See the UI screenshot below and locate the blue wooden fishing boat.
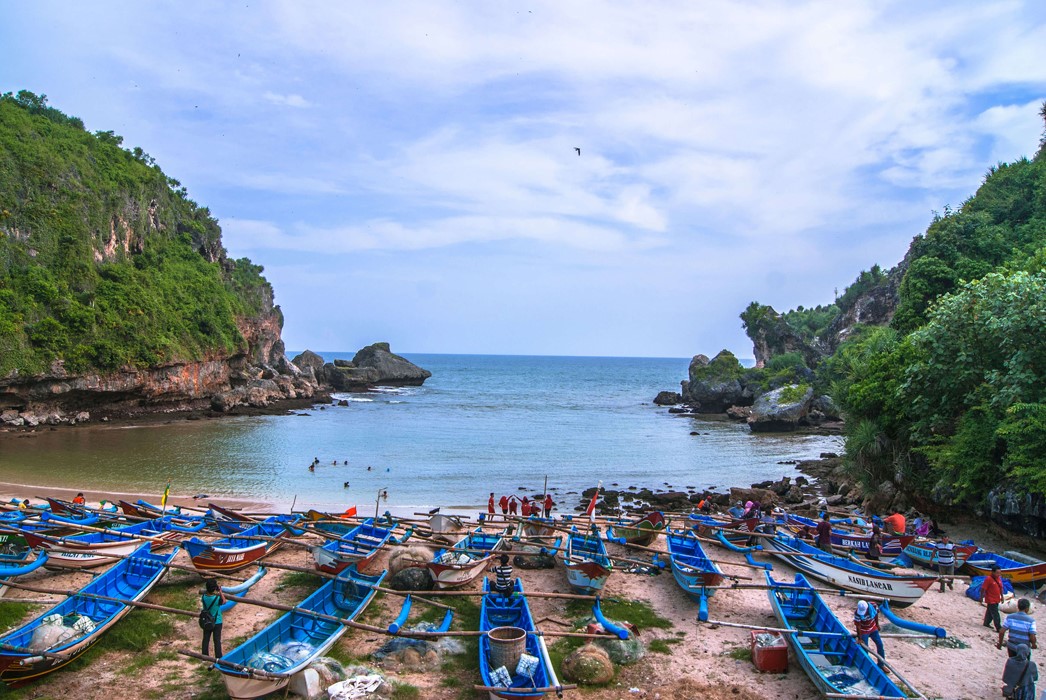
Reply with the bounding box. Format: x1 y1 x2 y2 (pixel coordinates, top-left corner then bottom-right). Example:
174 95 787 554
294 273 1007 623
478 578 563 699
781 513 914 556
212 565 385 699
184 515 301 574
428 529 506 589
964 550 1046 585
901 539 977 572
312 518 396 575
762 533 936 607
562 527 612 595
22 515 199 569
666 531 725 621
765 571 907 698
0 543 177 686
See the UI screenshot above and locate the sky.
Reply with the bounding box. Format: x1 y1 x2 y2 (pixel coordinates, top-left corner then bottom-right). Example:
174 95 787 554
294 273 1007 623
2 2 1045 358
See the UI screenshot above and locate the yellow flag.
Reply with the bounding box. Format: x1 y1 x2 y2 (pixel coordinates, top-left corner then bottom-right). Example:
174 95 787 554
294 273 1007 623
161 483 170 508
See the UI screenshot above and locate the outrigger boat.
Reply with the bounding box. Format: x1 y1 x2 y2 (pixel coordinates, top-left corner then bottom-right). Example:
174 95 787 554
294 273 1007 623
781 513 914 556
964 550 1046 585
211 565 385 700
765 571 906 698
0 543 177 686
562 527 612 595
427 529 506 589
478 578 565 699
606 511 665 547
687 513 761 547
312 518 397 575
666 531 724 621
761 533 936 607
902 539 978 571
0 550 49 598
518 515 557 540
22 516 195 569
184 516 302 574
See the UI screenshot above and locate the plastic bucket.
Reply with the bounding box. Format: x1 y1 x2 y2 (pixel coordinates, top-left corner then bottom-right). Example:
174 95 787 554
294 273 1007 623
488 626 527 671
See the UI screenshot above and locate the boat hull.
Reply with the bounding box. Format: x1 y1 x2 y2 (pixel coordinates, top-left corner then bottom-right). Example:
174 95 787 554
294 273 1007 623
902 541 977 571
763 535 935 607
479 579 558 699
216 566 386 699
0 544 176 686
609 512 665 547
766 571 906 698
964 552 1046 585
427 532 504 590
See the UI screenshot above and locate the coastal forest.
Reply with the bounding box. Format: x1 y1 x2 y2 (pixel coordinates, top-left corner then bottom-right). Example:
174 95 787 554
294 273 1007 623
0 91 274 378
743 102 1046 512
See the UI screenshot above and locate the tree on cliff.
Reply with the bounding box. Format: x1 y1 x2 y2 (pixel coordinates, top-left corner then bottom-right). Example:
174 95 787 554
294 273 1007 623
747 101 1046 508
0 91 276 377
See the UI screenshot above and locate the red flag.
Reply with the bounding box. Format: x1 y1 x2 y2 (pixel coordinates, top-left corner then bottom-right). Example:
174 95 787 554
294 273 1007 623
585 488 600 516
342 506 358 518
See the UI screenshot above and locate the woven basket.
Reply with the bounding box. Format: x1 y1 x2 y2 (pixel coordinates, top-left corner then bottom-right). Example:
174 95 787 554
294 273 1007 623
487 626 527 672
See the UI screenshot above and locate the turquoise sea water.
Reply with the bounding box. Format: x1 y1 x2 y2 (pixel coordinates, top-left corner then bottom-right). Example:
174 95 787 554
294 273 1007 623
0 354 841 513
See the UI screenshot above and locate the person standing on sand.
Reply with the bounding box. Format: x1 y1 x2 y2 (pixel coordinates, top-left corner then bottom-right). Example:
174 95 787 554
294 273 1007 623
499 495 509 516
866 524 883 561
931 534 956 592
488 493 496 515
853 600 886 666
982 565 1005 633
521 496 531 517
508 496 518 517
816 512 833 553
200 579 226 659
1001 643 1037 699
543 494 554 518
999 598 1038 657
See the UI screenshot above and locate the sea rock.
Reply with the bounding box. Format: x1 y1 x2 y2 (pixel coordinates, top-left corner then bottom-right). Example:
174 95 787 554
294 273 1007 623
292 350 326 377
388 567 434 591
653 391 682 406
747 384 814 433
729 487 777 508
725 405 752 420
562 644 614 685
681 351 746 412
351 343 432 386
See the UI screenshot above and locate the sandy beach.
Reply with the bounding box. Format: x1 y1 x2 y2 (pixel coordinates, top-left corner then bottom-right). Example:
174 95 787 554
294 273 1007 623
0 486 1043 700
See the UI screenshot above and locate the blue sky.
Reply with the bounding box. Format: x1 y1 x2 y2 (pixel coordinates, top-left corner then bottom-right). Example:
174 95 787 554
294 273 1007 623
3 2 1045 358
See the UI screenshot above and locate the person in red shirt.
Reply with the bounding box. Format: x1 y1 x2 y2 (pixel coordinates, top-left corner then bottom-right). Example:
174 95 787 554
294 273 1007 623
508 496 518 517
543 494 554 518
487 493 495 515
853 600 885 665
816 513 833 553
72 493 86 506
499 495 509 515
521 496 531 517
981 565 1004 632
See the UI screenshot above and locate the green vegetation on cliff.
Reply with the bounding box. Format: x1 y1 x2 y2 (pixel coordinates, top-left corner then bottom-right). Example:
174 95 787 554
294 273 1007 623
0 91 275 376
748 103 1046 503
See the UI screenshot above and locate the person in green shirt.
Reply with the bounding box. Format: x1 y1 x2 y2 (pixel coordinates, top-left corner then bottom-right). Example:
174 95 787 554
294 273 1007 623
201 579 227 658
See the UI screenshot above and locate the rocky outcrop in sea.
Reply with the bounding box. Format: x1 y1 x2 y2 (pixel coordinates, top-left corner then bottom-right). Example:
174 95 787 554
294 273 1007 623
292 343 431 392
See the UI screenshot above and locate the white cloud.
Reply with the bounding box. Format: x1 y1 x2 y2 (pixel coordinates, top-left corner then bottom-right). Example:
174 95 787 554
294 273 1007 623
262 91 310 108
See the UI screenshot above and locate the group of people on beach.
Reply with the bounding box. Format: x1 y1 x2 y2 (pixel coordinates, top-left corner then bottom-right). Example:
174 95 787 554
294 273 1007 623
487 492 553 518
978 564 1040 699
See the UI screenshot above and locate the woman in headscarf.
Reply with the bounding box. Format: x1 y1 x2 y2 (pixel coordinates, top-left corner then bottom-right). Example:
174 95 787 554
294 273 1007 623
1002 643 1037 699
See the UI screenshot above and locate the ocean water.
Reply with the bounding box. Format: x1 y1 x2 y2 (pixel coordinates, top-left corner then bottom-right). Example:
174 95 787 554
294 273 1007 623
0 354 841 513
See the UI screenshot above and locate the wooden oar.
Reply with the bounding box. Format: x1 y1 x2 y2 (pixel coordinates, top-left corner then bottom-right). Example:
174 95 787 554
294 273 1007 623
223 591 621 640
4 544 251 582
0 578 204 617
0 520 178 546
256 560 454 612
474 684 579 693
0 641 72 662
698 618 938 640
612 537 771 573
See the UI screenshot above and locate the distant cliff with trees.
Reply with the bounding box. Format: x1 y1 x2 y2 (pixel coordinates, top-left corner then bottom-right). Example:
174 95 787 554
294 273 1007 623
659 103 1045 536
738 102 1046 536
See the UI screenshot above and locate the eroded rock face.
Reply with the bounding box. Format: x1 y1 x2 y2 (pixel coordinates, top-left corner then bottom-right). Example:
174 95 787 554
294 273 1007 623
986 487 1046 539
351 343 432 385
